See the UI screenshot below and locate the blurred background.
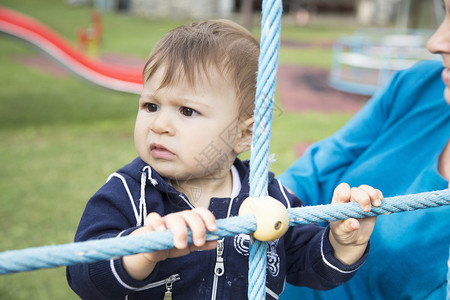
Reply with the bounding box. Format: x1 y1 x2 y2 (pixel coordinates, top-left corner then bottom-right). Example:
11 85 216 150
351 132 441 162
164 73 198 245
0 0 443 298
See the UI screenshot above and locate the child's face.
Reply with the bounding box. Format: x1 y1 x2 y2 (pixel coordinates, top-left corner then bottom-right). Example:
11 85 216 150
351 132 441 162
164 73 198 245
135 65 249 181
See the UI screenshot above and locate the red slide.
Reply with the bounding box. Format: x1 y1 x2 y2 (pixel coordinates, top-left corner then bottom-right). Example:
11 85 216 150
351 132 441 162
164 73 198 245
0 6 143 94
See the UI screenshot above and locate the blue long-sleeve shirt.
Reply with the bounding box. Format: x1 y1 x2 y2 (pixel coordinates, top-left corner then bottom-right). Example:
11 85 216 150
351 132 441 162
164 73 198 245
279 60 450 299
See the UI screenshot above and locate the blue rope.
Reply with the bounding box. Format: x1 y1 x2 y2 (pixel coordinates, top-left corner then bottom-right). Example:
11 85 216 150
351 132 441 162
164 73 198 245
0 215 256 275
249 0 282 298
288 189 450 225
0 189 448 275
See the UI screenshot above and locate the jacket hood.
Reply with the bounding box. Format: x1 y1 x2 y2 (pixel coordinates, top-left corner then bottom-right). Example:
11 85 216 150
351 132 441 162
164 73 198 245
117 157 277 199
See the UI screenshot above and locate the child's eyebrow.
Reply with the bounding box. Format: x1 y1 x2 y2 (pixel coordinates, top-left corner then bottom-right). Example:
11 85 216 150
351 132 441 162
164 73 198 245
174 96 211 109
139 92 214 111
139 94 158 102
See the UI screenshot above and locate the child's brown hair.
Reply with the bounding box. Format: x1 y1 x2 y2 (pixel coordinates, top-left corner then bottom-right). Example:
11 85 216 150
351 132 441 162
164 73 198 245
143 19 260 118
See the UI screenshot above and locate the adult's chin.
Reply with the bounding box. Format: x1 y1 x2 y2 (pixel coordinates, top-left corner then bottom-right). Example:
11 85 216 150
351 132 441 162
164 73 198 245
445 88 450 105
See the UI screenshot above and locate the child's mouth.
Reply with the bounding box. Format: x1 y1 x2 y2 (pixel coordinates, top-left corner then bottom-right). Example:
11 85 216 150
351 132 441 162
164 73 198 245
150 144 176 159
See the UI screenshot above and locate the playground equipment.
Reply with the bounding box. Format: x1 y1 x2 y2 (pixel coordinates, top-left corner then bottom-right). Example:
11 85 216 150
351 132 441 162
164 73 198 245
0 189 449 296
329 29 440 95
0 6 143 94
76 9 103 57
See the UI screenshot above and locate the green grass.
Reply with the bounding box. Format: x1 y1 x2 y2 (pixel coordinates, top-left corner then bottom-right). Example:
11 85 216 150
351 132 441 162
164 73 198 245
279 47 334 68
281 23 355 43
0 39 138 298
0 1 355 297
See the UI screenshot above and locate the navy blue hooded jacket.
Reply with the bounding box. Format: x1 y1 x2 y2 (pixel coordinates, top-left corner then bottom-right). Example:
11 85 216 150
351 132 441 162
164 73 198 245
67 158 368 299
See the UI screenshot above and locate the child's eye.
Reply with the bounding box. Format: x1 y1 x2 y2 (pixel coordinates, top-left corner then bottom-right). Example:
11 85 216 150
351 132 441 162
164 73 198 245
144 103 159 112
180 107 198 117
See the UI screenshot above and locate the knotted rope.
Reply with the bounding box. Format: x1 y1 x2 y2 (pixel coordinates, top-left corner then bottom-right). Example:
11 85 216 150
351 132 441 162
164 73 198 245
0 189 448 275
248 0 282 298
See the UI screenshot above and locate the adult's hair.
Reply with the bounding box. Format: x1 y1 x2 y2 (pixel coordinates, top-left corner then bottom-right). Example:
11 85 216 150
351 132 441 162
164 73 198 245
143 19 260 118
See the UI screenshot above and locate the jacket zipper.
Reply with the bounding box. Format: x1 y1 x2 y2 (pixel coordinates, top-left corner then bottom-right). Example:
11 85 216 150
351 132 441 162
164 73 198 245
134 273 181 294
163 273 180 300
214 238 225 276
211 238 225 300
211 194 236 300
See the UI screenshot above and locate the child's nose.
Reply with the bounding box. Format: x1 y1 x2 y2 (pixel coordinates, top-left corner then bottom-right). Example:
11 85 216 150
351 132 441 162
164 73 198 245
151 110 174 135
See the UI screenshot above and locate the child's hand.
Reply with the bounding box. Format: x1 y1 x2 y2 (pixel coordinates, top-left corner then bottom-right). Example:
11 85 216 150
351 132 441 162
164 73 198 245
328 183 383 265
123 207 218 280
146 207 218 254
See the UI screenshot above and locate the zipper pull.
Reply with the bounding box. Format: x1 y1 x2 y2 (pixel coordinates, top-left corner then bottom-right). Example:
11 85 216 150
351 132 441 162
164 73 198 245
214 239 225 276
163 291 172 300
163 274 180 300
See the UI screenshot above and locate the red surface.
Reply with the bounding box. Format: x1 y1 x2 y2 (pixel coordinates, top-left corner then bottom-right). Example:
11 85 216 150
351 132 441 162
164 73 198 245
0 6 143 93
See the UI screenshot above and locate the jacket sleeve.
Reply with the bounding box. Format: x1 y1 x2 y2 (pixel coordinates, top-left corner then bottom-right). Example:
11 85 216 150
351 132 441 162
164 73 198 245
66 176 162 299
284 224 369 290
278 183 369 290
277 77 397 206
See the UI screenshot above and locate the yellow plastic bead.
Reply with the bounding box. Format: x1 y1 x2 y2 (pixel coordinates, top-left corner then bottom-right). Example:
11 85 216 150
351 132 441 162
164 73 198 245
238 196 289 241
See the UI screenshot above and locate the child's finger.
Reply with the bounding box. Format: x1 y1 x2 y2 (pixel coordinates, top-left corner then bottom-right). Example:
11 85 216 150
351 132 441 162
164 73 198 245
145 212 167 232
331 182 351 204
182 210 209 247
164 214 189 249
192 207 217 232
330 218 360 239
343 218 360 232
357 185 383 207
350 187 372 212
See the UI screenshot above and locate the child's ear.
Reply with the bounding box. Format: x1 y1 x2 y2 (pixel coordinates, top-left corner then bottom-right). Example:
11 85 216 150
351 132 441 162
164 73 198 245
233 117 253 154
